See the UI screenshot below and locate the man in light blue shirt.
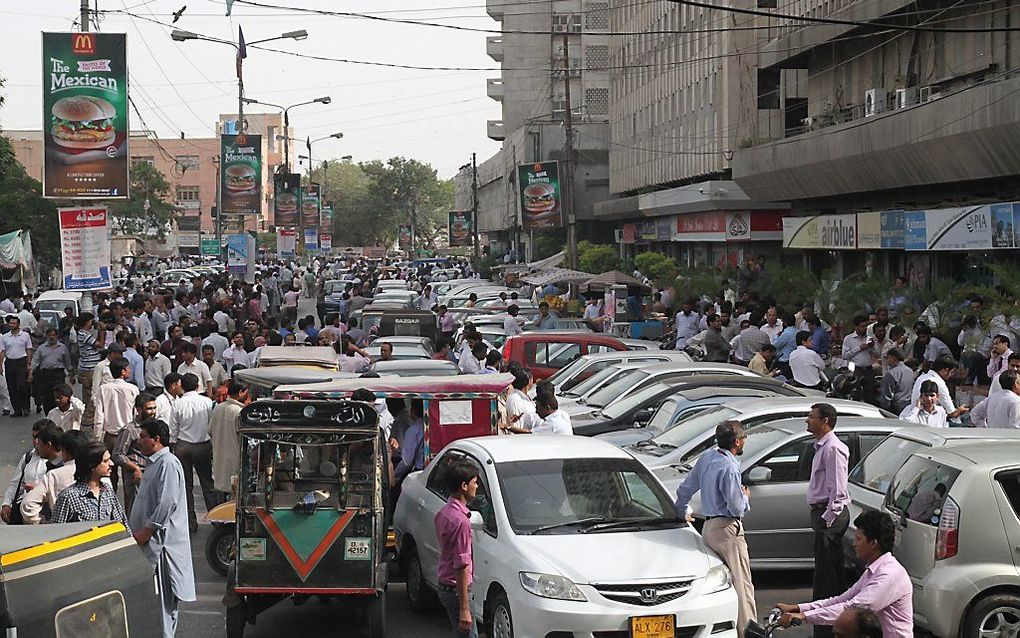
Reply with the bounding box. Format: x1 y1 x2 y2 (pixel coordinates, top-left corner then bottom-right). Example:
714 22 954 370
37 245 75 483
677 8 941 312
533 302 559 330
122 335 147 390
674 420 756 633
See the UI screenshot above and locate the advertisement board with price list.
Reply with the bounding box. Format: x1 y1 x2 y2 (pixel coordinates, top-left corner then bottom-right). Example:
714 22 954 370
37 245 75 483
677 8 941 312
58 206 112 290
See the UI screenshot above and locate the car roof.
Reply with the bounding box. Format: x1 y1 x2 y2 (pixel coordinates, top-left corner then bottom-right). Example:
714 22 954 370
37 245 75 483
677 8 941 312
370 359 456 370
881 427 1020 446
639 361 757 374
458 434 634 464
375 336 430 344
676 385 784 401
724 396 889 415
505 333 625 345
918 440 1020 468
571 350 691 363
759 416 916 435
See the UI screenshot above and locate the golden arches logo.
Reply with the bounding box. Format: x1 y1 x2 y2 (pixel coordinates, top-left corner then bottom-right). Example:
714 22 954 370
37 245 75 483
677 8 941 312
73 33 95 54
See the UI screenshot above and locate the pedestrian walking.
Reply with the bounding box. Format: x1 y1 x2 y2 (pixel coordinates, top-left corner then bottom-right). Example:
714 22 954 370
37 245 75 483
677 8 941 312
1 419 53 524
674 420 756 636
51 442 129 527
0 315 34 416
129 419 196 638
21 429 89 524
209 381 247 502
168 373 217 532
144 339 172 395
434 459 480 638
94 359 140 493
76 313 103 428
805 403 851 638
31 327 71 414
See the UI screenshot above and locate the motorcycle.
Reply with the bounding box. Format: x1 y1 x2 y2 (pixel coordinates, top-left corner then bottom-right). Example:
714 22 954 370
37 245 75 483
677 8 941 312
746 607 801 638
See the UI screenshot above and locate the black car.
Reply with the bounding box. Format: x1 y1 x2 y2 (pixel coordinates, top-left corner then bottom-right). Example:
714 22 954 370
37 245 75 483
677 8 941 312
570 375 810 437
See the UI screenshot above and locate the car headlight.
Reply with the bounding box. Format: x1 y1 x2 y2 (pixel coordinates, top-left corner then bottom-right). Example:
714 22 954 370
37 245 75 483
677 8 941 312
519 572 587 601
703 564 732 594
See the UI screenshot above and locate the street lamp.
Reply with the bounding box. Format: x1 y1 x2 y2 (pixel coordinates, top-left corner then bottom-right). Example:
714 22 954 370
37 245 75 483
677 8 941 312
241 96 331 170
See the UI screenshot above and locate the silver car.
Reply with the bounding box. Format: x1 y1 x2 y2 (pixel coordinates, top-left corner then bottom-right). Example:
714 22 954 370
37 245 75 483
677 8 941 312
545 350 693 395
663 416 910 569
884 441 1020 636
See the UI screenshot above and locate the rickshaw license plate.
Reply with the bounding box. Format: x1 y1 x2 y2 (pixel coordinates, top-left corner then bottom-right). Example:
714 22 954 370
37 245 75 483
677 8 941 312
630 614 676 638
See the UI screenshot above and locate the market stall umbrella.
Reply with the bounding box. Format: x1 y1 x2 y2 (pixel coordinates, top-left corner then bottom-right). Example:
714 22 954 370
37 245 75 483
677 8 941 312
580 270 650 293
520 267 593 287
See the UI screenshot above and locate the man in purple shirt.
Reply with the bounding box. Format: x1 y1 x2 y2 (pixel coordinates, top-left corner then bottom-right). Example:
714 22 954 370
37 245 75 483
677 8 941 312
434 459 479 638
777 510 913 637
805 402 851 637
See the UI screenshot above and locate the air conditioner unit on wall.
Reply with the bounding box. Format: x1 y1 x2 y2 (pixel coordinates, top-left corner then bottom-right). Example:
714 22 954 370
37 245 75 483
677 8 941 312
864 88 889 117
896 87 917 109
553 24 568 33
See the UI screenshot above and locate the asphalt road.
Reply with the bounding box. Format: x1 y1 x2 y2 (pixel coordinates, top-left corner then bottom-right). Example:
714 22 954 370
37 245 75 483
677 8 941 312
0 295 815 637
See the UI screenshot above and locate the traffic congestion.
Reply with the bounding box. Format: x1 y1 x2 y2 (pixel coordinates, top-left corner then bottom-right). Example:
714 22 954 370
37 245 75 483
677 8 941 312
1 251 1020 638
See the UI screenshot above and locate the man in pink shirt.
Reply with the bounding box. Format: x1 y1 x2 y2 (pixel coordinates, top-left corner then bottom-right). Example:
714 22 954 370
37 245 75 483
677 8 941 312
433 459 479 638
777 510 913 637
805 402 851 637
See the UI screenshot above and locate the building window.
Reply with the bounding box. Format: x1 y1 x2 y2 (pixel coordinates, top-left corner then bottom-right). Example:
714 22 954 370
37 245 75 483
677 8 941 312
176 185 201 210
586 88 609 115
553 13 582 33
267 126 278 152
585 2 609 30
131 155 155 166
175 155 199 169
585 44 609 70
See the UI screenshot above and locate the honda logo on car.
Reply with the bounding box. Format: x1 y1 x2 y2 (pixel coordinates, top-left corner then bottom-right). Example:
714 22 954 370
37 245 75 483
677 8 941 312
640 588 659 604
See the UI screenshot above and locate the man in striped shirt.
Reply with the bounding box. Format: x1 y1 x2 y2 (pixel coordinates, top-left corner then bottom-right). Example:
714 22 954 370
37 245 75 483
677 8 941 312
76 313 102 430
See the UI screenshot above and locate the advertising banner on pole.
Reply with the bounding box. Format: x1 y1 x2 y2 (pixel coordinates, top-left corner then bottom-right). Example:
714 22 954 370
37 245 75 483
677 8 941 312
304 228 319 251
277 228 296 258
200 237 219 256
220 133 262 215
448 211 473 247
42 32 129 199
398 225 412 250
319 205 333 235
320 233 332 252
301 184 321 229
517 161 562 230
273 172 300 227
226 233 249 273
58 206 112 290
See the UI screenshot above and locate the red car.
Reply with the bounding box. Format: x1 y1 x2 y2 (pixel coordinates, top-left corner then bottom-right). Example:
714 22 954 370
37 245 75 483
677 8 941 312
502 332 628 379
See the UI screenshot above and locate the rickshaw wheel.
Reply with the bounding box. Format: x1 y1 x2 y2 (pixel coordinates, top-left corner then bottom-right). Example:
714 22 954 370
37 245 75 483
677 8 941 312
225 601 246 638
368 592 387 638
402 543 438 612
206 524 236 577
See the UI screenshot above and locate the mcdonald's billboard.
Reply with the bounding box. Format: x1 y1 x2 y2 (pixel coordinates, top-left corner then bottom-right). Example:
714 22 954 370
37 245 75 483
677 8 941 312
42 32 129 199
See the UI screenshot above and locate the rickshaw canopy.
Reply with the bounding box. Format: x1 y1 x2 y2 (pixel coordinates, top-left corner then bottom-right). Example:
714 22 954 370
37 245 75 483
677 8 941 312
255 346 339 370
234 367 357 392
276 373 514 400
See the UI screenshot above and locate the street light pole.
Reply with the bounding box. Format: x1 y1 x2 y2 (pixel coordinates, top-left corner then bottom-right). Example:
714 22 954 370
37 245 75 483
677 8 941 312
243 96 331 171
80 0 89 31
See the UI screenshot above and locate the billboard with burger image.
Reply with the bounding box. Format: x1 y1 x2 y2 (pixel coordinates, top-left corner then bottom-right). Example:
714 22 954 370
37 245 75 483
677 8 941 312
517 161 562 229
301 184 321 230
273 172 300 227
220 133 262 216
42 32 129 199
448 211 473 247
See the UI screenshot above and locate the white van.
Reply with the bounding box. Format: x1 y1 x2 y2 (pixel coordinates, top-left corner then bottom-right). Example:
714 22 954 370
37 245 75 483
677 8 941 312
35 290 91 316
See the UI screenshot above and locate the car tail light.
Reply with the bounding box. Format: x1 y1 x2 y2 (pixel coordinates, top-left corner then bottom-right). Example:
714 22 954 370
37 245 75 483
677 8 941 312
935 495 959 560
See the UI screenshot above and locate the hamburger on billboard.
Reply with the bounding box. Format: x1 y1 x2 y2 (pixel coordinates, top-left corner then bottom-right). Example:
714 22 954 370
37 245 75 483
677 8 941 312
517 161 562 229
301 184 321 229
220 133 262 216
273 172 300 227
42 32 129 199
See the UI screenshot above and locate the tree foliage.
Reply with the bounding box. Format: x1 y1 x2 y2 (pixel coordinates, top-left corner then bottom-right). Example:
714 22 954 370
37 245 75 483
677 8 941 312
106 161 177 238
634 252 678 286
0 135 62 270
577 241 620 273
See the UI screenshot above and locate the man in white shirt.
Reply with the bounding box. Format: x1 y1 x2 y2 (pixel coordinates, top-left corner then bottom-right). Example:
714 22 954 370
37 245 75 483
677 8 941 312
841 314 878 369
0 315 34 417
502 371 540 433
530 394 573 435
201 329 229 363
0 294 16 315
789 332 827 389
674 300 702 351
177 342 214 396
91 344 125 404
47 383 85 431
202 345 230 391
131 301 153 344
991 353 1020 395
222 332 251 374
94 359 140 492
970 370 1020 428
899 380 948 428
911 359 969 420
503 305 523 337
459 342 487 375
760 306 783 343
213 303 234 335
169 372 218 532
143 339 172 395
987 334 1013 381
16 302 37 334
155 372 183 424
337 335 371 373
1 420 50 523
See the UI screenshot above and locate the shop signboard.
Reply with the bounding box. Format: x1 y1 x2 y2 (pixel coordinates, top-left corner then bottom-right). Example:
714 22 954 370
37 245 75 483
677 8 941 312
782 214 857 249
621 224 635 244
904 205 991 251
857 210 905 249
277 228 296 258
226 233 249 273
304 228 318 251
58 206 112 290
655 217 673 241
991 203 1017 248
676 212 726 242
320 233 332 252
517 161 562 229
42 32 129 199
638 220 656 241
220 133 262 216
448 211 473 247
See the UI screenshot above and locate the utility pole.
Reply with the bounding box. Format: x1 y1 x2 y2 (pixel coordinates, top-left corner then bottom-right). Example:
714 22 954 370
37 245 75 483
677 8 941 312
471 152 480 267
561 33 578 270
80 0 89 31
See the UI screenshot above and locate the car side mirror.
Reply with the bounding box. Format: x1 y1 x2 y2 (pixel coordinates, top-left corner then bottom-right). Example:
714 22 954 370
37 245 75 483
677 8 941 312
469 510 485 531
746 466 772 484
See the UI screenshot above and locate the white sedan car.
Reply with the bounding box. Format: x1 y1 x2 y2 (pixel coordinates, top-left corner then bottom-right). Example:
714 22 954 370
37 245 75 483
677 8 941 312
394 436 738 638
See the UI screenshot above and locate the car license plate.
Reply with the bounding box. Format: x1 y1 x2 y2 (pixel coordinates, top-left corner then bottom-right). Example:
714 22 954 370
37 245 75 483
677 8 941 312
630 614 676 638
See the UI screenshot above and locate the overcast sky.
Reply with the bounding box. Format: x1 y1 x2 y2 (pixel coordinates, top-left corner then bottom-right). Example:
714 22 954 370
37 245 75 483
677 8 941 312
3 0 503 178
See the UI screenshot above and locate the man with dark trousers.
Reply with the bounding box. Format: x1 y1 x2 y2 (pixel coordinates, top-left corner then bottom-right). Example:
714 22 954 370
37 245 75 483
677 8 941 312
804 403 851 638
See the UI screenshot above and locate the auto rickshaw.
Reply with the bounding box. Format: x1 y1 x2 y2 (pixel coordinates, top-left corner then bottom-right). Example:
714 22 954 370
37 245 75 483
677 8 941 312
253 346 339 370
275 373 513 464
224 399 388 638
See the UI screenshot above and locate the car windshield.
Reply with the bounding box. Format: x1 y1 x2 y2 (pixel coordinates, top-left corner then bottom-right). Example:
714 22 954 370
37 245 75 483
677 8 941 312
849 435 927 494
561 365 621 398
600 383 673 420
545 357 589 390
585 370 649 409
680 424 791 467
649 406 740 448
497 457 679 534
325 281 345 294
